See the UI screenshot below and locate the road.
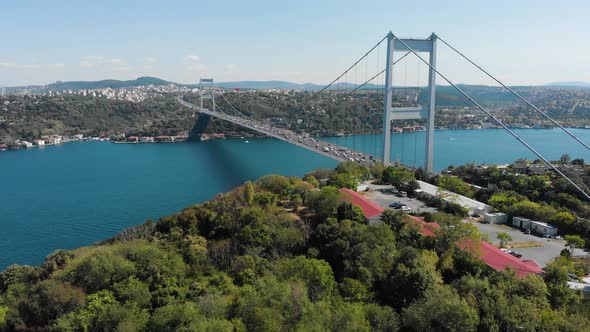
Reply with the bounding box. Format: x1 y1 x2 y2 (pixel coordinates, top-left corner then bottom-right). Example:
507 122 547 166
177 96 378 166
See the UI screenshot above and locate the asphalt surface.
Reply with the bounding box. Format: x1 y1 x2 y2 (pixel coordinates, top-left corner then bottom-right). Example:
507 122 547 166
363 183 575 268
467 221 567 268
364 183 438 214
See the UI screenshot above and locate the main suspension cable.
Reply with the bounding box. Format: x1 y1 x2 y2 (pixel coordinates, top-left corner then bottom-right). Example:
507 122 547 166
437 35 590 151
347 52 411 95
393 34 590 201
309 34 388 100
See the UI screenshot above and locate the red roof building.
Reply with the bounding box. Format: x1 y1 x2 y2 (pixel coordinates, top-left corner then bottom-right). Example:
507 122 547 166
458 239 544 277
338 189 543 276
406 217 543 277
339 188 384 219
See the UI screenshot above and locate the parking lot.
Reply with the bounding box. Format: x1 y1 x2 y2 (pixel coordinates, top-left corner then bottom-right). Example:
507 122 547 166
364 183 438 214
468 221 568 267
362 183 574 268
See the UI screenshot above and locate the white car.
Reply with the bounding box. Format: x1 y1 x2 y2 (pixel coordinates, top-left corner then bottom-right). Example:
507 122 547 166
401 206 412 212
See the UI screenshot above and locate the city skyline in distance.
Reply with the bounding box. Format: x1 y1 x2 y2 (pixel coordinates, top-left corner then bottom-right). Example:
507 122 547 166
1 0 589 87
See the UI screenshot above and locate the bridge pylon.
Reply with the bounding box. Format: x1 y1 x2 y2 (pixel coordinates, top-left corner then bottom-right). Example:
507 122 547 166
382 33 437 173
199 78 216 110
188 78 216 141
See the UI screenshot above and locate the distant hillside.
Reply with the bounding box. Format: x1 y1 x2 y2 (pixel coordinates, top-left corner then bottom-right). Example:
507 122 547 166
211 80 318 90
211 80 385 90
545 81 590 88
46 76 173 91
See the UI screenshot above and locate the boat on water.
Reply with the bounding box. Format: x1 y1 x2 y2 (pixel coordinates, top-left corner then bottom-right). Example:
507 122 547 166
245 140 250 144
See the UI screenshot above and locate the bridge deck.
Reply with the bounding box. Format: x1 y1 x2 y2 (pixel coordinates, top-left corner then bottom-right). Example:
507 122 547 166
178 97 379 166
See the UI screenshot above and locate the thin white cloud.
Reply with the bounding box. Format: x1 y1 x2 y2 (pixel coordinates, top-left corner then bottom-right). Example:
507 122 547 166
79 56 126 68
113 66 131 72
224 63 239 73
79 60 96 68
188 64 208 72
139 57 157 63
184 55 200 63
0 62 38 69
0 62 62 70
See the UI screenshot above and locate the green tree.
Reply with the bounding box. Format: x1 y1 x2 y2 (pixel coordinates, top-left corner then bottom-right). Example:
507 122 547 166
564 235 585 254
328 172 358 189
244 181 255 206
306 186 341 219
113 277 151 308
560 153 571 164
402 286 479 332
302 174 320 188
496 232 512 247
437 175 474 197
383 166 415 188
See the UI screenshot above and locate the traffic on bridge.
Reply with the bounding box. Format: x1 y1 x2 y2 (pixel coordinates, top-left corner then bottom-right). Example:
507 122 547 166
177 96 379 166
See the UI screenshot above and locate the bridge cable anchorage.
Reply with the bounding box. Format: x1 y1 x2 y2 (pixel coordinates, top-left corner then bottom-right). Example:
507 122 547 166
347 52 411 95
309 34 388 100
436 35 590 151
392 34 590 201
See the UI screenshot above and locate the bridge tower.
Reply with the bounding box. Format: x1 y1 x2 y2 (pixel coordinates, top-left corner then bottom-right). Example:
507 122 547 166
382 32 437 172
199 78 216 110
188 78 216 141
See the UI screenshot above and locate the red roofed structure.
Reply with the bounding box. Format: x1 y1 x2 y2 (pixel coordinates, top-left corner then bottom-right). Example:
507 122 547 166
407 215 440 237
338 189 543 276
458 239 544 277
339 188 384 219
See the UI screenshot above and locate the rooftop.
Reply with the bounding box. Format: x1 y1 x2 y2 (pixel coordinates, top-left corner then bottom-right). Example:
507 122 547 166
339 188 384 219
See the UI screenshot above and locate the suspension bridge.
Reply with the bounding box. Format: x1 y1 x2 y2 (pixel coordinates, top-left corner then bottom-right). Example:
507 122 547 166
180 31 590 201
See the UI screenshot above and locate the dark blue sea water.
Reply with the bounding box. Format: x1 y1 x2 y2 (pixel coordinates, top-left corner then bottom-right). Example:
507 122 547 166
2 128 590 269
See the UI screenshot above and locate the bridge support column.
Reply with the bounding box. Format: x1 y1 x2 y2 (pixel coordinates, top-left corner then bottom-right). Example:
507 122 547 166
382 32 394 166
425 34 437 173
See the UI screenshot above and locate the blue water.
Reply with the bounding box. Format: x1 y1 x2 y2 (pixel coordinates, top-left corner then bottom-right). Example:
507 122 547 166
2 128 590 269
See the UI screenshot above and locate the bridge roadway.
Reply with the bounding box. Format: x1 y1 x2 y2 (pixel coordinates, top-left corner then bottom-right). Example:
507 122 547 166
177 97 378 166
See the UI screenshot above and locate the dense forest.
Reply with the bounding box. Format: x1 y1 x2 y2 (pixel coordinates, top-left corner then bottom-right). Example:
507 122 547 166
1 163 588 331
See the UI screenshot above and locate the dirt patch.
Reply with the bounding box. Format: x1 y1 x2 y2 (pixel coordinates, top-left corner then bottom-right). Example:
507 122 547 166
508 241 544 249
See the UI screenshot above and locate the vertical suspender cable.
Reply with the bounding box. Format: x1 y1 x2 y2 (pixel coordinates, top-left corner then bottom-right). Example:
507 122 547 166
437 35 590 152
392 34 590 201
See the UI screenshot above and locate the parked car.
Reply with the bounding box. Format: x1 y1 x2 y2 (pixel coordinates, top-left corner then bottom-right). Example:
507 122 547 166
396 191 408 198
389 201 406 209
509 251 523 258
401 206 412 212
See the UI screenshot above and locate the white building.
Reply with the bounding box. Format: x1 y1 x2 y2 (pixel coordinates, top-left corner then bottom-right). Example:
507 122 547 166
483 212 508 224
512 217 532 229
530 220 558 237
513 217 558 236
416 180 493 215
34 139 45 146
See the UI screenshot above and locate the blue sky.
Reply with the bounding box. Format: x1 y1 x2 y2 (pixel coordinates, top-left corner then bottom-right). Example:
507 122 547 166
1 0 588 86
